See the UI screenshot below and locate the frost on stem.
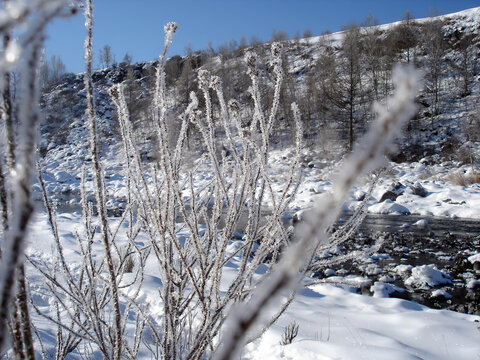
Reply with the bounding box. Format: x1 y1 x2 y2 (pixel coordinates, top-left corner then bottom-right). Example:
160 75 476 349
103 34 303 359
84 1 122 358
163 21 178 51
214 65 421 360
0 0 71 356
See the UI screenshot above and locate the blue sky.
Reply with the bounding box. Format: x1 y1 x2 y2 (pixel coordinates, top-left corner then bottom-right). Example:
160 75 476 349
45 0 480 74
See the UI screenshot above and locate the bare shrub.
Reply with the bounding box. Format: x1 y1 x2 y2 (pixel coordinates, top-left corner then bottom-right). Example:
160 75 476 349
447 172 468 186
34 8 305 359
457 143 478 166
280 321 299 345
447 171 480 186
0 1 420 359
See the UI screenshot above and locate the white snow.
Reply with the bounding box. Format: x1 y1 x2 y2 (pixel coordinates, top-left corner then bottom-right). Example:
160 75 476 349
467 253 480 264
369 199 411 215
430 289 453 300
370 282 405 298
466 279 480 289
288 157 480 220
405 264 452 290
413 219 428 227
244 284 479 360
24 213 480 359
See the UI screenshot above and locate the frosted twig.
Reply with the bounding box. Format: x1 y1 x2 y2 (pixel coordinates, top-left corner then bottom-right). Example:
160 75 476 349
84 1 122 358
0 1 69 351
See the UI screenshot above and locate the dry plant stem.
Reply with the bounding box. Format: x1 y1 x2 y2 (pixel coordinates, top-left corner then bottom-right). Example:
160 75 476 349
5 36 35 360
214 66 420 360
0 2 70 357
280 321 299 345
16 264 35 360
182 44 296 360
114 26 222 359
2 20 34 360
0 35 43 355
0 148 8 246
0 2 13 247
3 33 16 172
109 39 300 359
9 304 24 360
308 170 381 271
221 48 287 301
84 1 122 359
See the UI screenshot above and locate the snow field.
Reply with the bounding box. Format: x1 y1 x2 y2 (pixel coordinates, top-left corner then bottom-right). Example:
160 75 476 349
24 212 480 359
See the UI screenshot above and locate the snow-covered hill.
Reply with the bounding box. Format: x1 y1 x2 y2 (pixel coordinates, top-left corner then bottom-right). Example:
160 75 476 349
38 6 480 219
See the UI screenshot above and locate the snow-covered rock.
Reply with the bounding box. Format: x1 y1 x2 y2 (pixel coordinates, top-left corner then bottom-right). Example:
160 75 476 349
368 199 410 215
411 182 428 197
430 289 453 300
467 253 480 264
394 264 413 275
370 281 405 298
405 264 452 289
413 219 428 227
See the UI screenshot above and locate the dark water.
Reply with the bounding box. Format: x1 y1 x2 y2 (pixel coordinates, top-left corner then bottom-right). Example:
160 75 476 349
353 213 480 237
333 212 480 314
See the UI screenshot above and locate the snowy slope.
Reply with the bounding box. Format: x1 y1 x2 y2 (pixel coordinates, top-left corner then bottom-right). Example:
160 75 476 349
245 284 479 360
37 7 480 220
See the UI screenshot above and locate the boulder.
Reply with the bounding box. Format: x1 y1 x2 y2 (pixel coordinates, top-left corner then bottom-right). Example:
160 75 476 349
411 182 427 197
379 182 404 202
379 190 399 202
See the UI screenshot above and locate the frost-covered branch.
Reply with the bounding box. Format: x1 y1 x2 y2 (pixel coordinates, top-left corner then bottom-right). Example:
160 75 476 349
83 1 122 358
0 1 70 354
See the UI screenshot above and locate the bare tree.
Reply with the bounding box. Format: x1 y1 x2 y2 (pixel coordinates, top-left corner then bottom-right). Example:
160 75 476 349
250 35 262 46
239 35 247 49
99 44 115 68
298 70 318 146
178 48 195 107
271 29 288 42
395 11 418 64
121 52 133 66
362 14 382 101
40 54 67 87
302 28 313 39
421 20 445 115
450 33 476 97
316 44 337 123
342 24 364 150
324 24 363 151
